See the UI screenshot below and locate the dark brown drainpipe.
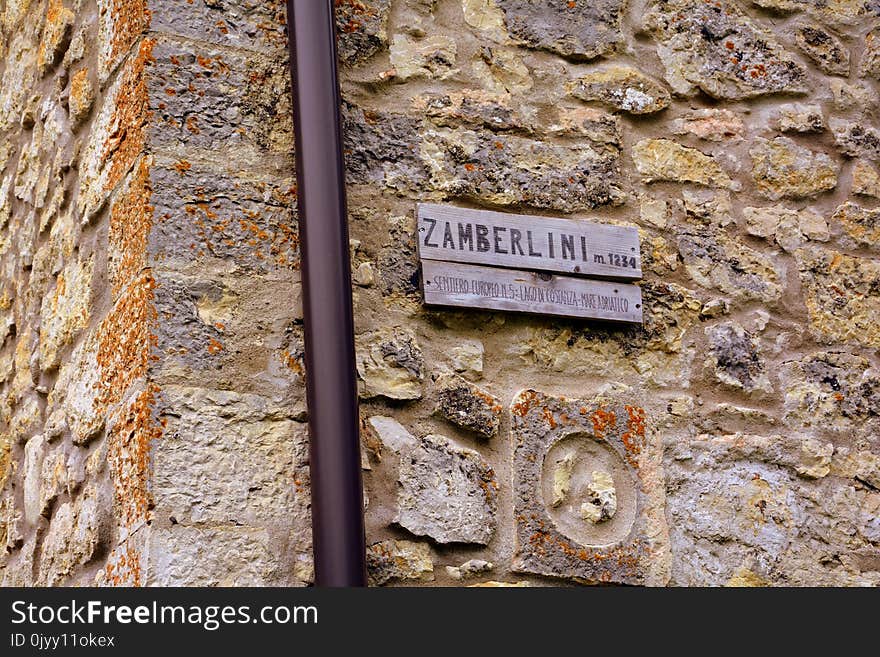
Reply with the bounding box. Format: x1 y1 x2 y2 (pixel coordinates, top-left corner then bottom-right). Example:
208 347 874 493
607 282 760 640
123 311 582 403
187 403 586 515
286 0 367 587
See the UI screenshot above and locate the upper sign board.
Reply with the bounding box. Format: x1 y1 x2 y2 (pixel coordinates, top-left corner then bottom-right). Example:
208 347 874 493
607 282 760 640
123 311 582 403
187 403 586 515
417 203 641 281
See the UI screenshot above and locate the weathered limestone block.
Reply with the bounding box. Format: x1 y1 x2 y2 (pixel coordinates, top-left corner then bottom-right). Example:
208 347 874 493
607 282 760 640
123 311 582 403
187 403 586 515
495 0 624 60
435 374 502 438
633 139 731 188
390 35 457 80
677 228 782 302
148 40 293 158
666 433 879 586
751 0 880 26
148 0 289 54
669 109 745 142
853 160 880 198
152 386 309 526
79 40 152 223
445 558 493 580
782 351 880 437
356 327 425 400
420 125 624 211
705 322 772 394
829 79 874 112
750 137 839 199
796 247 880 348
511 390 667 585
39 256 93 371
447 338 483 379
470 45 533 95
38 0 75 76
568 67 670 114
830 119 880 161
412 90 521 132
774 103 825 133
367 540 434 585
645 0 807 99
146 526 302 586
68 68 95 124
342 104 428 188
145 161 298 273
23 434 46 523
793 23 849 75
542 106 621 145
743 206 829 248
832 202 880 247
336 0 391 65
366 415 417 455
0 31 37 132
682 189 733 227
861 27 880 78
38 491 106 586
396 434 498 545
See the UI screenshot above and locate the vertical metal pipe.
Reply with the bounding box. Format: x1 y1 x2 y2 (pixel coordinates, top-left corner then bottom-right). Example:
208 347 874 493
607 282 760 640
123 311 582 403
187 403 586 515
286 0 367 587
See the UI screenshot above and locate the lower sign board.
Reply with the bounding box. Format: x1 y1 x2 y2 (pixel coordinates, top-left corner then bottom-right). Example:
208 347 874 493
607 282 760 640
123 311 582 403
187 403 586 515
421 260 643 324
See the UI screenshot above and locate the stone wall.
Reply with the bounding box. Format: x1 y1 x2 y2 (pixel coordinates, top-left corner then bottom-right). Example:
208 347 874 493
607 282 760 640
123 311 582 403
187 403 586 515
1 0 879 587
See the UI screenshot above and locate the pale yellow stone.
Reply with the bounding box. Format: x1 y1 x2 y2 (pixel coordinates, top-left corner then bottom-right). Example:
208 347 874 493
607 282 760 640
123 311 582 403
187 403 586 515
551 453 575 507
853 160 880 198
633 139 732 188
796 439 833 479
390 35 457 80
725 566 769 587
640 198 668 229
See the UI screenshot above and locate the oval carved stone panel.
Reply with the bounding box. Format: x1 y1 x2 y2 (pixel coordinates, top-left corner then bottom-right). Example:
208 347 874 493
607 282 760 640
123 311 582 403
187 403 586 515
511 389 666 585
541 432 638 548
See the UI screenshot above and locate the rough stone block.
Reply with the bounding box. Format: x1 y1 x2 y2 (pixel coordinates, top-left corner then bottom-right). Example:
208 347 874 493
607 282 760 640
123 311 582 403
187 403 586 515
145 525 301 586
705 322 771 394
797 247 880 348
568 67 670 114
666 433 880 586
645 0 807 99
677 228 782 302
511 389 667 585
396 434 498 545
794 22 850 76
633 139 731 188
750 137 839 199
356 327 425 400
495 0 624 60
782 351 880 438
367 539 434 585
146 40 293 159
149 0 288 54
152 385 308 526
434 374 502 438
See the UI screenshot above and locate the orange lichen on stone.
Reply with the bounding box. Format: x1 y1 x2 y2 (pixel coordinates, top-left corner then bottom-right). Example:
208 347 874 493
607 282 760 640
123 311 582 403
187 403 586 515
511 389 539 417
95 272 158 412
101 38 155 196
38 0 75 74
104 0 151 69
542 406 557 429
109 158 154 298
621 405 647 467
103 542 143 587
206 338 224 355
591 406 616 439
108 384 163 530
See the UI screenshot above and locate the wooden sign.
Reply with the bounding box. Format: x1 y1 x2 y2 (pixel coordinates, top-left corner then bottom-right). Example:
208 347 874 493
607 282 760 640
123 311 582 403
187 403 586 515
417 203 641 281
421 260 643 324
